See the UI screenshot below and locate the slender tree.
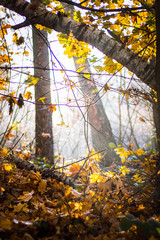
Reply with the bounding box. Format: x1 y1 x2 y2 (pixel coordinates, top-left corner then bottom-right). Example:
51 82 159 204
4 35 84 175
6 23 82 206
32 0 54 163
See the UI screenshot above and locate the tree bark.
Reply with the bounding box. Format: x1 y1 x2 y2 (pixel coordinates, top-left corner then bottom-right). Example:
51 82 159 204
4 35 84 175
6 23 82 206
152 0 160 207
1 0 155 89
32 0 54 163
74 58 120 166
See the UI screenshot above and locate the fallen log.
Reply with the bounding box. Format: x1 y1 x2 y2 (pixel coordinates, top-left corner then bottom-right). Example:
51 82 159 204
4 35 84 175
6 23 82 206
7 153 81 188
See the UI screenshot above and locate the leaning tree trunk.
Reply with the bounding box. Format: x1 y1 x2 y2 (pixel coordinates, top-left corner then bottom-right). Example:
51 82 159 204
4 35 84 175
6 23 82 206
32 0 54 163
74 58 120 166
62 2 119 166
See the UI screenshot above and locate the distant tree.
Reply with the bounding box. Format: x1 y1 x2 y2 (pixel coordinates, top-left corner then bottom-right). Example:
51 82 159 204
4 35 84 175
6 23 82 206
74 58 120 166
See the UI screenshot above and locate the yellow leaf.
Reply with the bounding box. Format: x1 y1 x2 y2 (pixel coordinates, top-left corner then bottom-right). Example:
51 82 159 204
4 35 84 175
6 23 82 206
138 204 145 211
36 24 45 31
1 187 5 191
136 148 146 156
23 51 29 56
119 166 130 176
74 202 83 211
84 71 90 79
57 121 65 126
128 71 133 76
26 76 39 86
70 85 74 90
90 173 100 183
0 148 8 158
24 91 32 100
38 97 46 104
121 158 125 164
3 163 13 172
10 91 16 97
91 89 98 93
38 179 47 194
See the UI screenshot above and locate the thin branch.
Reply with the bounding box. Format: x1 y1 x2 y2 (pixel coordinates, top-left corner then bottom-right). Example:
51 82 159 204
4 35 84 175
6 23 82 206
59 0 146 13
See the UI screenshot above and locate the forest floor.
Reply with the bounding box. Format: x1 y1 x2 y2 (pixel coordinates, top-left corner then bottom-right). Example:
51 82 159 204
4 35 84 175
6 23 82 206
0 150 160 240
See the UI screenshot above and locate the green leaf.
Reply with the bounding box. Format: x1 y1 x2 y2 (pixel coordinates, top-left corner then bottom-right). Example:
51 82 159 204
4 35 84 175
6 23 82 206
156 228 160 235
109 142 116 148
120 218 133 231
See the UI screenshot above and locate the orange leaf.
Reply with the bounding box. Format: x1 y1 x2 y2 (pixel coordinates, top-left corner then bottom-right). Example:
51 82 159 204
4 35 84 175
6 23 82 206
131 15 137 23
24 91 32 100
68 163 81 177
126 91 130 100
49 104 56 113
139 117 145 122
5 131 14 140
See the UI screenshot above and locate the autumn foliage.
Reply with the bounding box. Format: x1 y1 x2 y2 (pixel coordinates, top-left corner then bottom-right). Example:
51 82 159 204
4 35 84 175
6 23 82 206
0 0 160 239
0 148 159 240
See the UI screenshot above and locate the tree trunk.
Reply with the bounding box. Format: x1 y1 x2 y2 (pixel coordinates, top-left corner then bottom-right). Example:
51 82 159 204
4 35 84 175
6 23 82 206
74 58 120 166
152 0 160 207
32 0 54 163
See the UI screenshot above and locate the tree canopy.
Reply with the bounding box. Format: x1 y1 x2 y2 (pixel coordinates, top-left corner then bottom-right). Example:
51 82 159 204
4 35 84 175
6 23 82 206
0 0 155 88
